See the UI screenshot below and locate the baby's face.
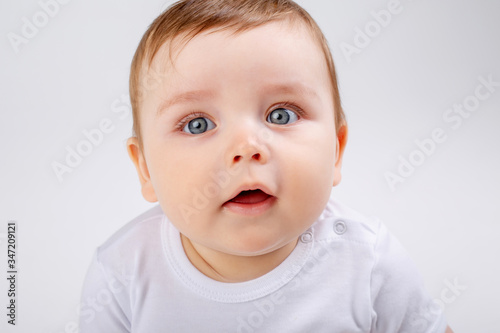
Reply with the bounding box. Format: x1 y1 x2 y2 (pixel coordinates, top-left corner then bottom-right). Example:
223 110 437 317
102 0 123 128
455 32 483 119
132 21 343 256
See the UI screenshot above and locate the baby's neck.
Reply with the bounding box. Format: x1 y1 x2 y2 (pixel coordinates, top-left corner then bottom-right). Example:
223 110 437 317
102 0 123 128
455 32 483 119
180 234 298 283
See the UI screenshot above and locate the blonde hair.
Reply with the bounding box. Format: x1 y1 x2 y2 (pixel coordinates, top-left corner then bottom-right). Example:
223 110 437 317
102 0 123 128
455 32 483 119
130 0 346 149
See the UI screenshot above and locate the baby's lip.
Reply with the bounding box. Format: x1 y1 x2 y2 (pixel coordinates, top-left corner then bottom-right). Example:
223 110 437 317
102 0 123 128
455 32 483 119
224 184 274 204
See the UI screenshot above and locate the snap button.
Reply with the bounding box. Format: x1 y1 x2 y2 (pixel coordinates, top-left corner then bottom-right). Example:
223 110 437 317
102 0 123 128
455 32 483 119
334 220 347 235
300 231 313 243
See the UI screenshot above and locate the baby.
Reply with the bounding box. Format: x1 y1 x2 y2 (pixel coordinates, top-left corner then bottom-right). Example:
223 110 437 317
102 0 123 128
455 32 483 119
80 0 452 332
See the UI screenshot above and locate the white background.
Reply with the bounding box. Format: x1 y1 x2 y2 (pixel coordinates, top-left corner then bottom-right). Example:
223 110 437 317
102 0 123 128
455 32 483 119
1 0 499 332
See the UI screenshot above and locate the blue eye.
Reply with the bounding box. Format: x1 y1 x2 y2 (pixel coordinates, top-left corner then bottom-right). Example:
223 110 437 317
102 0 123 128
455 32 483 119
182 117 216 134
267 108 299 125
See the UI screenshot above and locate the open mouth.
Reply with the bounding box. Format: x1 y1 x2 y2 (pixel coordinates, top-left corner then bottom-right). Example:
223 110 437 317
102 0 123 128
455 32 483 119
223 188 276 216
228 189 272 204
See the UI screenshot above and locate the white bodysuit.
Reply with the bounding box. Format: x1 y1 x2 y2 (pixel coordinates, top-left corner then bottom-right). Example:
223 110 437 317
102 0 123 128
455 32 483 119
79 193 448 332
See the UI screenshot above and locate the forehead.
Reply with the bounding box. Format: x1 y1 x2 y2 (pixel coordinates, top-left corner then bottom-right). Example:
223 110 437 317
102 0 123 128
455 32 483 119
152 19 321 68
144 20 332 112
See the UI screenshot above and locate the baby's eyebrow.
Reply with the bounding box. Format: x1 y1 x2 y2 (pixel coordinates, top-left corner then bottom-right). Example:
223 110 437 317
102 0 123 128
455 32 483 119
156 89 216 118
156 82 317 118
259 82 318 100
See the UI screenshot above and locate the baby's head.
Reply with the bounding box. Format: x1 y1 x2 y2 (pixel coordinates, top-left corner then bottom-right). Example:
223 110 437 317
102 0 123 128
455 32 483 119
127 0 348 258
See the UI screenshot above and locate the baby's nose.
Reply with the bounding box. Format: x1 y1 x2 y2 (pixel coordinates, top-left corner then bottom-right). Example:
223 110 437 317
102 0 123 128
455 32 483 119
233 147 262 163
225 129 270 167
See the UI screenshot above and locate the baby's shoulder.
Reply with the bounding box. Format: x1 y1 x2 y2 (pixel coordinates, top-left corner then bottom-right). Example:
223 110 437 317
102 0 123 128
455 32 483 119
312 197 384 248
96 205 165 263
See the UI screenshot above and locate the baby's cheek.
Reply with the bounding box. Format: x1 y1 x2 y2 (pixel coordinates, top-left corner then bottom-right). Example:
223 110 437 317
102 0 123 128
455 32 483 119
283 147 334 211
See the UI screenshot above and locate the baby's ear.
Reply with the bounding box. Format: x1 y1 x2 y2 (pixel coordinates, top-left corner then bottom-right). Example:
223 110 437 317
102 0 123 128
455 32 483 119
333 124 348 187
126 137 158 202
